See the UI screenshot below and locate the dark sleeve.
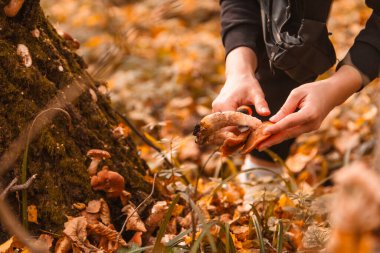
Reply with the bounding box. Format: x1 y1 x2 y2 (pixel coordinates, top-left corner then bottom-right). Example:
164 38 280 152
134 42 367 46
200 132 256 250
338 0 380 86
220 0 262 56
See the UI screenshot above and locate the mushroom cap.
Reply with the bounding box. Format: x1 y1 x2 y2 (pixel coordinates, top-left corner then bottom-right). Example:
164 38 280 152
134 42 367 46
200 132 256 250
87 149 111 159
90 166 125 198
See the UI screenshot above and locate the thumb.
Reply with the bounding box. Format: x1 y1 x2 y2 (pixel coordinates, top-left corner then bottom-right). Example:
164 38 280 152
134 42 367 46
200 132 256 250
247 83 270 116
270 90 302 122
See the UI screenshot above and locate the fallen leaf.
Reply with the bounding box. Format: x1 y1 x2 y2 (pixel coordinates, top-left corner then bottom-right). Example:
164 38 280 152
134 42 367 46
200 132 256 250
121 204 147 232
27 205 38 224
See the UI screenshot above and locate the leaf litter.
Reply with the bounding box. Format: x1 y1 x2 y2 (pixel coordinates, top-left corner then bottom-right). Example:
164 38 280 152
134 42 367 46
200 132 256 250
2 0 380 252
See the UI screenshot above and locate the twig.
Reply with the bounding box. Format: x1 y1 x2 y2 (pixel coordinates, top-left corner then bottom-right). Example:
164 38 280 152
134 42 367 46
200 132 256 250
116 173 157 243
11 174 38 192
0 178 18 200
0 174 37 200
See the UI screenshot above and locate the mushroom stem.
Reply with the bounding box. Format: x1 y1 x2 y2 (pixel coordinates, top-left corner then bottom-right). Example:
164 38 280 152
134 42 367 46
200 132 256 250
88 158 101 176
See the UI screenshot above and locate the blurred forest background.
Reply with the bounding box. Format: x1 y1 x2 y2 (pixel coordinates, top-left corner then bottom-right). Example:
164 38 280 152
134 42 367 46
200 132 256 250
1 0 380 252
41 0 375 172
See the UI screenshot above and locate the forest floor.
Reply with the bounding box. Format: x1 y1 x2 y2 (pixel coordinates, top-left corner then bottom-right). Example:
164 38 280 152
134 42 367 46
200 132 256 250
2 0 380 252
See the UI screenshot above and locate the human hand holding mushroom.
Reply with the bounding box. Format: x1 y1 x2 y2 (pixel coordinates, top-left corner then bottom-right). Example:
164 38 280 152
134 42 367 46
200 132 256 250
193 109 273 156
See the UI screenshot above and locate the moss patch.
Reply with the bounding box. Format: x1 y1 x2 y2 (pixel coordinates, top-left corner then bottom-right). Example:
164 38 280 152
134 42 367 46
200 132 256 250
0 0 151 241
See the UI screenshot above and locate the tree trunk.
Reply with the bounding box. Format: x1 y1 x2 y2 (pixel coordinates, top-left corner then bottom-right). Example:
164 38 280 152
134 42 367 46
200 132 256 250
0 0 151 240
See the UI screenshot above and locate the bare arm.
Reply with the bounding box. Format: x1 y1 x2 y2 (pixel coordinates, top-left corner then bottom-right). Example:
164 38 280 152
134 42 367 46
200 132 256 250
258 65 362 150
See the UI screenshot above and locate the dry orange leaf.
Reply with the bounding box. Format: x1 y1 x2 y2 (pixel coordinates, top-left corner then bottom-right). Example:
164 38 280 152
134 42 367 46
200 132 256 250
27 205 38 224
286 146 318 173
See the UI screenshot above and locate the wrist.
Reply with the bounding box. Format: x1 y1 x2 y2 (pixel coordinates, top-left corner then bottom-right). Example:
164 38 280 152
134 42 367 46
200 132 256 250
225 47 258 77
326 65 362 106
226 72 256 81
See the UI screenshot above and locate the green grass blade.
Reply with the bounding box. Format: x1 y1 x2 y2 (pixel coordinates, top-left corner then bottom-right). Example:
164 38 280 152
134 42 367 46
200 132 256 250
190 223 215 253
153 194 180 253
223 223 236 253
21 144 29 229
118 246 154 253
182 193 217 253
165 227 193 247
252 214 265 253
276 220 283 253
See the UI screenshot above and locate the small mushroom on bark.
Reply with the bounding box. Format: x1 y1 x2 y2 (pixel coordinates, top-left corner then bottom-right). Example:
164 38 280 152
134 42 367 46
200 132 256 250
194 111 272 156
86 149 111 176
16 44 32 67
4 0 25 17
91 166 125 198
112 123 131 140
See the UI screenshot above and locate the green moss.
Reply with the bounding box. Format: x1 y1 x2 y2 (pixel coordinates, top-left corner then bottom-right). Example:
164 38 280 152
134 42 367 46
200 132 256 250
0 0 151 241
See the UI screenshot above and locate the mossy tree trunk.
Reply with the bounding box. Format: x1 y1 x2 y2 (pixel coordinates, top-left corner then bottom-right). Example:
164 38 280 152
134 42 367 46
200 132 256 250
0 0 151 240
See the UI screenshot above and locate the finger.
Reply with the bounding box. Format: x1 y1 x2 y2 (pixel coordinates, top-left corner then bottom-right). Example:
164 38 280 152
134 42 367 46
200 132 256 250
258 125 309 151
264 110 309 135
253 95 271 116
246 84 270 116
212 100 238 113
270 90 303 122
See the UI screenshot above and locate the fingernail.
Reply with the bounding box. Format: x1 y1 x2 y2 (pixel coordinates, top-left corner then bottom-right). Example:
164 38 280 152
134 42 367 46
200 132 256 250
261 107 267 112
269 115 277 122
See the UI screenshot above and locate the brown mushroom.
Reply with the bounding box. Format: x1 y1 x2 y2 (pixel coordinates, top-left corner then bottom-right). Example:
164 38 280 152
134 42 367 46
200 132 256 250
87 149 111 176
194 112 273 156
4 0 25 17
241 122 273 154
220 129 252 156
193 111 262 145
90 166 125 198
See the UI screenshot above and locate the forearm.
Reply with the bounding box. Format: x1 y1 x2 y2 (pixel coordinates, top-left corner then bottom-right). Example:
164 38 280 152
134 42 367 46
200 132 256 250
327 65 362 106
225 47 258 77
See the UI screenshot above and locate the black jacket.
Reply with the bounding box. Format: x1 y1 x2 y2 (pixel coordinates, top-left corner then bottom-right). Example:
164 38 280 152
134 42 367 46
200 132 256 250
220 0 380 85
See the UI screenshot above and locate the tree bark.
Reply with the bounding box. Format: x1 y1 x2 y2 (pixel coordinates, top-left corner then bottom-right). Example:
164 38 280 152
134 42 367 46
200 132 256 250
0 0 151 240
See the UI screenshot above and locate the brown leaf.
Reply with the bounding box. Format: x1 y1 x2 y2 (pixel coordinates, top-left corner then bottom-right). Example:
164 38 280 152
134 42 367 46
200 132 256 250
99 198 111 225
145 201 168 229
38 234 54 251
129 232 143 247
55 237 71 253
86 200 102 214
333 131 360 154
122 204 147 232
0 237 24 253
87 222 128 248
286 146 318 173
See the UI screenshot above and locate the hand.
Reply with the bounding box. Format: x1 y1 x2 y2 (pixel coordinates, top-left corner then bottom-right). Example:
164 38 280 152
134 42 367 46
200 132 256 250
212 46 270 116
257 65 363 151
212 74 270 115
